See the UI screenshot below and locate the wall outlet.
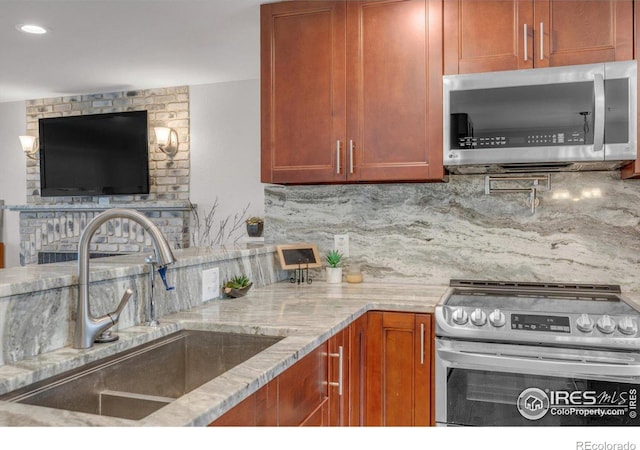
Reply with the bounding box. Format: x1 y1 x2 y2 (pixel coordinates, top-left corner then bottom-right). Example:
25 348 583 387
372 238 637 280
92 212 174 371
201 267 220 302
334 233 350 257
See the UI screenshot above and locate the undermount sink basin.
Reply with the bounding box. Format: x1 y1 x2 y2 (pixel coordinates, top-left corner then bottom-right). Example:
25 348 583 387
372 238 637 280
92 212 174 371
0 330 283 421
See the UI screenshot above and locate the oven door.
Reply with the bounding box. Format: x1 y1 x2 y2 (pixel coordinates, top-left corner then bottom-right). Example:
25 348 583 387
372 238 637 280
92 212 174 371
436 339 640 426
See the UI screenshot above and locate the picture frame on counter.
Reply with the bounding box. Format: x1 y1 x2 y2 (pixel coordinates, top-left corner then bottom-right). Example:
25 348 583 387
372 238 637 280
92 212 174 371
275 244 322 270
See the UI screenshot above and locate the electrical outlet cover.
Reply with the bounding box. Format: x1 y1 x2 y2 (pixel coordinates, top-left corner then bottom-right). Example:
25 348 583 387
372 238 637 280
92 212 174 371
334 234 350 257
201 267 220 302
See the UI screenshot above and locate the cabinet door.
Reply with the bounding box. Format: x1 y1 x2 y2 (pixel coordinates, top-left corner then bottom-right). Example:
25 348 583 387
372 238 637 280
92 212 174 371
260 1 347 184
300 397 330 426
208 392 256 426
349 313 367 426
444 0 534 74
365 311 432 426
445 0 632 74
328 327 350 426
278 341 328 426
535 0 633 68
208 379 277 426
346 0 443 182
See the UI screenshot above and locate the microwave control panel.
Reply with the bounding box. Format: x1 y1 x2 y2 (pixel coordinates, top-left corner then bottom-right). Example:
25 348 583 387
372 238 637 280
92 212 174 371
457 131 585 149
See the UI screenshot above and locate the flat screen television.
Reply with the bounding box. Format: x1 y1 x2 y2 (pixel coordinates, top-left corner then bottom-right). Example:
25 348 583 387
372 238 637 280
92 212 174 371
39 110 150 197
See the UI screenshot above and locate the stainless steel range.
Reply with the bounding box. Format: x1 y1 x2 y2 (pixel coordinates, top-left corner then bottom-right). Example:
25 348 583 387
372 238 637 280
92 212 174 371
435 280 640 426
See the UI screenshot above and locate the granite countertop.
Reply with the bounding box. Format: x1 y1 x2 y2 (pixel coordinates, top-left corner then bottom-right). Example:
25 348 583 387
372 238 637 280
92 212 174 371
0 280 447 426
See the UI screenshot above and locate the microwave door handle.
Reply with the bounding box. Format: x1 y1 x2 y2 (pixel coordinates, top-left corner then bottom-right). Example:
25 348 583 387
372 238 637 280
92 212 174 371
593 73 605 153
437 348 640 379
523 24 528 62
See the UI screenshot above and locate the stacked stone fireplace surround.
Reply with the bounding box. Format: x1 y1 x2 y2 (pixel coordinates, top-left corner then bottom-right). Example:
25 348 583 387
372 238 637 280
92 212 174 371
17 87 191 265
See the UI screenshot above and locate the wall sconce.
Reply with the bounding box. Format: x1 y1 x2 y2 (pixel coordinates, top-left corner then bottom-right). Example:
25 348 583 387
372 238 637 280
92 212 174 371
19 135 39 159
153 127 178 156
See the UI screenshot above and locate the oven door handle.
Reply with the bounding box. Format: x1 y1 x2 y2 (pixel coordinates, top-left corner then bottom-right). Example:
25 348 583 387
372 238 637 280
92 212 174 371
438 348 640 378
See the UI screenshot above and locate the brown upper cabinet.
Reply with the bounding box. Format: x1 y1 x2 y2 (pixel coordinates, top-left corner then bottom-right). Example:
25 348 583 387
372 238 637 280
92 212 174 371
261 0 444 184
444 0 633 75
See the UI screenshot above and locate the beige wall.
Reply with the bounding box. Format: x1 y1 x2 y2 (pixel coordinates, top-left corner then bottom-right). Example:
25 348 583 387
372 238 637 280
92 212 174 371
0 101 27 268
189 79 265 245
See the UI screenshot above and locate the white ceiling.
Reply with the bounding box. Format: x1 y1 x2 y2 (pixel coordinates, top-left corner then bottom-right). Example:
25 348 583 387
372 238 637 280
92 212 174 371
0 0 264 103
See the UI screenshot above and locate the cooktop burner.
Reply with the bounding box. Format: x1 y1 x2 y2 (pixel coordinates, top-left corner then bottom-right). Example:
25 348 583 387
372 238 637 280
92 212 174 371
435 279 640 351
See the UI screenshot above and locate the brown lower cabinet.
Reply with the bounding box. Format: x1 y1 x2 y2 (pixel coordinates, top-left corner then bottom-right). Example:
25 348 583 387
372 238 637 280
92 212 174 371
365 312 433 426
210 311 433 427
210 342 328 426
209 379 278 426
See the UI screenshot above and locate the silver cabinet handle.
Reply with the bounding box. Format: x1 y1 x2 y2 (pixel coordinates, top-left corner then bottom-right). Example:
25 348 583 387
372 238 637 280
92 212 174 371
539 22 544 60
329 345 344 396
349 140 354 174
523 24 528 61
336 140 341 174
420 323 425 365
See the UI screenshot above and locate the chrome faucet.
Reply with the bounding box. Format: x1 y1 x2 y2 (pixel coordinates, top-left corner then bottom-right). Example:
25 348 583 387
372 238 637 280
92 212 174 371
74 208 176 349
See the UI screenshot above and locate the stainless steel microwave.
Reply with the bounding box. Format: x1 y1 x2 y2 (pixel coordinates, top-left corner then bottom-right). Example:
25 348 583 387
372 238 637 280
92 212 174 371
443 61 637 174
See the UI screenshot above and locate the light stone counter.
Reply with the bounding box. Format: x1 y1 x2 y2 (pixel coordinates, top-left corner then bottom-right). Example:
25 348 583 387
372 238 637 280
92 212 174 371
0 280 446 426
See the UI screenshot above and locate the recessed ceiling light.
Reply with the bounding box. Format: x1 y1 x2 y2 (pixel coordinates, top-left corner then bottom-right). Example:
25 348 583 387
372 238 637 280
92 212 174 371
17 24 48 35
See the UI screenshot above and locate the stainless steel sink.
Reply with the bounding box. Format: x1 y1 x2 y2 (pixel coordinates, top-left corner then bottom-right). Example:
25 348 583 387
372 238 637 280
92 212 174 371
0 330 282 420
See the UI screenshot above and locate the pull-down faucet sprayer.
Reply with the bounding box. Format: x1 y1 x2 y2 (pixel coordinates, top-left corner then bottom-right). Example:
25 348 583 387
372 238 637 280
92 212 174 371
73 208 176 349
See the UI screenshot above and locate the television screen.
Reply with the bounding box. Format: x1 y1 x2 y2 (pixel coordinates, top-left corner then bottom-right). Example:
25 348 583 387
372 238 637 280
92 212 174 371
39 110 150 197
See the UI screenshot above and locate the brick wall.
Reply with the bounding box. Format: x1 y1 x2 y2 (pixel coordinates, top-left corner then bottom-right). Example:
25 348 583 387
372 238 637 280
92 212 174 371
18 87 192 265
25 86 190 204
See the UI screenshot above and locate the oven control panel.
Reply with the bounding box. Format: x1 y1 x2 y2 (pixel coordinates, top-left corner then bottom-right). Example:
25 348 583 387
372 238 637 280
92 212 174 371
440 306 640 341
511 314 571 333
436 282 640 349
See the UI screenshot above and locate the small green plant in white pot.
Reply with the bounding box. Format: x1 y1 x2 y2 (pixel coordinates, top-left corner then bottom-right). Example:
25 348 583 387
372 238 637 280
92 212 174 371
325 249 343 284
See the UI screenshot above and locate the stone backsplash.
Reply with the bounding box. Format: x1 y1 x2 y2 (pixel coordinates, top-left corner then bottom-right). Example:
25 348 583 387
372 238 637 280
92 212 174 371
265 171 640 292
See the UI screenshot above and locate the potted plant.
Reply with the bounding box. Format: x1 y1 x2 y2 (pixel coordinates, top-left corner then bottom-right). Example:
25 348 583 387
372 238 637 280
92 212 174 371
223 275 253 298
246 217 264 237
325 249 343 284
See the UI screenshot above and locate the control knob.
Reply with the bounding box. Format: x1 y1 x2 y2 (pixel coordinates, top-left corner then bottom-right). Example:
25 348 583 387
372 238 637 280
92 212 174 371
596 315 616 334
489 309 506 327
575 314 594 333
617 316 638 336
451 308 468 325
470 308 487 327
